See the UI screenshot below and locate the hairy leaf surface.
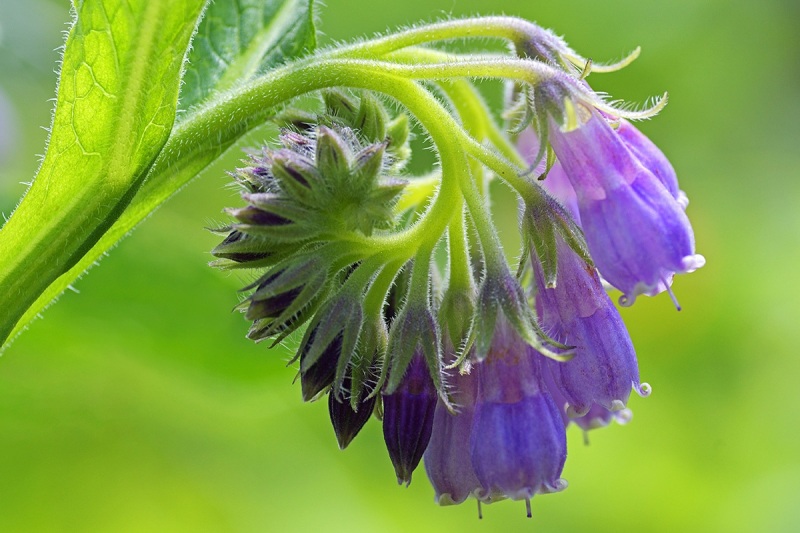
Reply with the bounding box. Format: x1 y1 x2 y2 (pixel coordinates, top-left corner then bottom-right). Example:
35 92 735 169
1 0 318 348
181 0 316 111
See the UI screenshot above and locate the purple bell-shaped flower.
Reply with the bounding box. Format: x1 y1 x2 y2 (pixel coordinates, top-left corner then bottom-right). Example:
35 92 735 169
532 236 648 416
423 364 486 505
468 318 567 506
547 107 704 305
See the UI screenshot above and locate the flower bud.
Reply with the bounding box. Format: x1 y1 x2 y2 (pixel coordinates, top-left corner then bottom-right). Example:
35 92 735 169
242 255 331 341
385 301 442 395
438 286 476 352
475 265 569 363
210 229 271 264
299 291 364 397
382 353 438 486
354 92 388 143
299 329 342 402
329 370 378 449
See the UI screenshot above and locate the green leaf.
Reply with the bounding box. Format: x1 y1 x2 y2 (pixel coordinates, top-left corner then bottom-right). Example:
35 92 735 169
1 0 319 349
180 0 316 111
0 0 208 346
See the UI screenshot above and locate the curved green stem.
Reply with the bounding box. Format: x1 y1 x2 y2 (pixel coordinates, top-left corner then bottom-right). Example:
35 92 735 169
281 57 552 198
328 16 546 59
3 36 555 346
408 245 434 304
447 198 472 293
386 47 527 167
460 168 506 272
364 259 405 319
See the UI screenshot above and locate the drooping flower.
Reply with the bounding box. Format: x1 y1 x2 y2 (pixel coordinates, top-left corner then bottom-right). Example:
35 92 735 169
468 317 567 504
531 233 648 417
206 19 705 516
540 352 632 435
423 364 484 505
543 98 704 304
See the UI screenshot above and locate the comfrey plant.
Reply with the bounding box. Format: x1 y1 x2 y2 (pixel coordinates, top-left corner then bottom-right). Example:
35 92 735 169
0 0 703 518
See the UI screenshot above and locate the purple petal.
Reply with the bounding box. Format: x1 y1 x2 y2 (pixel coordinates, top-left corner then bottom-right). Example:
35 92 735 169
470 392 567 500
548 110 704 302
423 370 484 505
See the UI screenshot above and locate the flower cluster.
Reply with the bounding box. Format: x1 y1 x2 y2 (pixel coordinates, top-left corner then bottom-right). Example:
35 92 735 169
211 17 703 517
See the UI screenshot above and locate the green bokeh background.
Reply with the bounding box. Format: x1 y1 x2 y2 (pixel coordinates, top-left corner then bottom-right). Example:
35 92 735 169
1 0 798 531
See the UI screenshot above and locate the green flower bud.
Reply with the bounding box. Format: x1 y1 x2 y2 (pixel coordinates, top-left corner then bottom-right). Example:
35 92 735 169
355 93 388 141
210 229 271 264
242 254 332 342
385 302 442 396
438 286 476 352
521 191 591 290
299 290 364 392
322 89 360 125
385 114 411 170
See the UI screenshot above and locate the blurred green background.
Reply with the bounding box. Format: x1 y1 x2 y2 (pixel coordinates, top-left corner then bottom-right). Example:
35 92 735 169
1 0 799 531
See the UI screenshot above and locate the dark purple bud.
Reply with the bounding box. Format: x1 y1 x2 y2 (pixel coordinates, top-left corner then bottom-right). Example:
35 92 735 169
246 286 302 322
328 373 378 450
300 331 342 401
244 258 329 328
228 205 291 227
382 354 437 486
211 230 271 263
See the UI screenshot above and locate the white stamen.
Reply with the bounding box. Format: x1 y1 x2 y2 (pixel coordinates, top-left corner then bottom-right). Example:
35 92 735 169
663 279 681 311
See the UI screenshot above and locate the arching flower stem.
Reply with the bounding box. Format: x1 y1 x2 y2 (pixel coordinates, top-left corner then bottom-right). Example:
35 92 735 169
328 16 552 60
